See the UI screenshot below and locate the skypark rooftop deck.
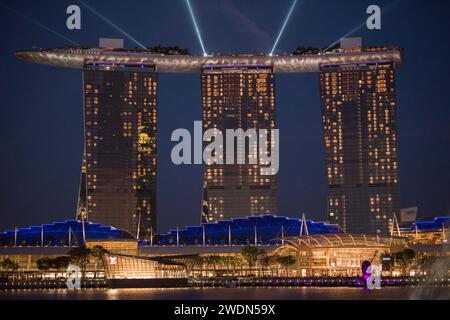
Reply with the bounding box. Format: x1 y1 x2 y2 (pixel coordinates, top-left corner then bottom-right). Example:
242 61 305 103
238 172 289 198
15 45 403 73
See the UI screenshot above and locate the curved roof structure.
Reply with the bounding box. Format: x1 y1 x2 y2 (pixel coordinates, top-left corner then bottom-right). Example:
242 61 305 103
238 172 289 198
0 220 135 247
15 47 403 73
147 214 340 246
401 216 449 232
277 234 394 250
272 234 407 257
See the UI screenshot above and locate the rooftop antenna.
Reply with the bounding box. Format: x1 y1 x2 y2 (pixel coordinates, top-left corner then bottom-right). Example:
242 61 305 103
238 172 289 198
41 225 44 247
68 225 72 246
202 224 206 246
14 227 18 247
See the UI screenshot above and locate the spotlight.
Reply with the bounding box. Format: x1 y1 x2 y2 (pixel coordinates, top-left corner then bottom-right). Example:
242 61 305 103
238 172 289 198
1 2 79 46
77 0 146 49
323 0 402 52
270 0 299 56
185 0 208 56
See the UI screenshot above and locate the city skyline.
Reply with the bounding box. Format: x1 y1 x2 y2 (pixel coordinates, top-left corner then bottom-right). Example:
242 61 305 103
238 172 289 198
1 0 449 234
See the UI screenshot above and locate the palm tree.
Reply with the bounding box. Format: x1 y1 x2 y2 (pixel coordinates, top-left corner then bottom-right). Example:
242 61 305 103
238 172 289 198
193 255 206 277
201 255 212 276
220 256 234 276
277 255 296 277
241 246 266 276
417 255 435 275
36 257 52 272
208 255 221 276
52 256 71 271
0 258 19 271
259 254 270 277
68 245 92 279
269 254 281 277
394 249 415 276
90 245 108 278
230 256 242 276
218 256 241 276
221 256 231 275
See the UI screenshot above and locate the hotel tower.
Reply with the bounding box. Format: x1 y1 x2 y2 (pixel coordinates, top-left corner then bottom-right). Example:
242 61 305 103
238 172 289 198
16 37 403 235
319 38 400 234
201 65 277 222
77 58 158 238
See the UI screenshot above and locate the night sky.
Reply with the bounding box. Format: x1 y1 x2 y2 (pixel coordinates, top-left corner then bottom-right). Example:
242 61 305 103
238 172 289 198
1 0 449 233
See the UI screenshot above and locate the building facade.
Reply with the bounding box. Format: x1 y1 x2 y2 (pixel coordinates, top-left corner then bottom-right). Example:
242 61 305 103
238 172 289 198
320 42 400 234
3 216 449 281
201 65 277 222
77 63 158 238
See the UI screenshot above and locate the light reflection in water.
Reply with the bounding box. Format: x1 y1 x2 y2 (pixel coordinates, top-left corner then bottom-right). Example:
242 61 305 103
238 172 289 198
0 286 448 300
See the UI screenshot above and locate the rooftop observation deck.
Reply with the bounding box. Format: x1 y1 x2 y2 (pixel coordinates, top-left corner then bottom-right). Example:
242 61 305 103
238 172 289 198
15 45 403 73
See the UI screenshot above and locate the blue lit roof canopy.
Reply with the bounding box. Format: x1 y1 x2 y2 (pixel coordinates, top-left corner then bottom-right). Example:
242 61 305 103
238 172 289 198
3 215 447 248
400 216 449 232
149 214 342 246
0 220 135 247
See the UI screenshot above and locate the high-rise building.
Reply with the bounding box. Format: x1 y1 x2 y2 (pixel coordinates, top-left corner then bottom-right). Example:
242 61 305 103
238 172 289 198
16 40 403 235
201 65 277 222
319 39 400 234
77 62 158 238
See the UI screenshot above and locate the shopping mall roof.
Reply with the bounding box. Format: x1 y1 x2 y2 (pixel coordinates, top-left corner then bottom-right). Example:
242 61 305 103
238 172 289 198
147 214 341 246
401 216 449 232
0 220 134 247
280 234 397 249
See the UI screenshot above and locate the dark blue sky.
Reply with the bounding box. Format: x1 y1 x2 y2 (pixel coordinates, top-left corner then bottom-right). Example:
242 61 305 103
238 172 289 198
1 0 449 232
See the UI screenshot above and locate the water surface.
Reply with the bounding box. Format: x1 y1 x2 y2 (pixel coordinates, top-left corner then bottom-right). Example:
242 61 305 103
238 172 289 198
0 286 448 300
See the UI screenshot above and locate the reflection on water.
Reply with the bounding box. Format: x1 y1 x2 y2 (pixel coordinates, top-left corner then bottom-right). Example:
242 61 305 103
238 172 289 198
0 286 449 300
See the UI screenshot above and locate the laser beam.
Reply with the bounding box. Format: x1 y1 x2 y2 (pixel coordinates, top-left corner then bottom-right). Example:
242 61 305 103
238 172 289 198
323 0 401 52
270 0 299 56
185 0 207 56
0 2 79 46
77 0 146 49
